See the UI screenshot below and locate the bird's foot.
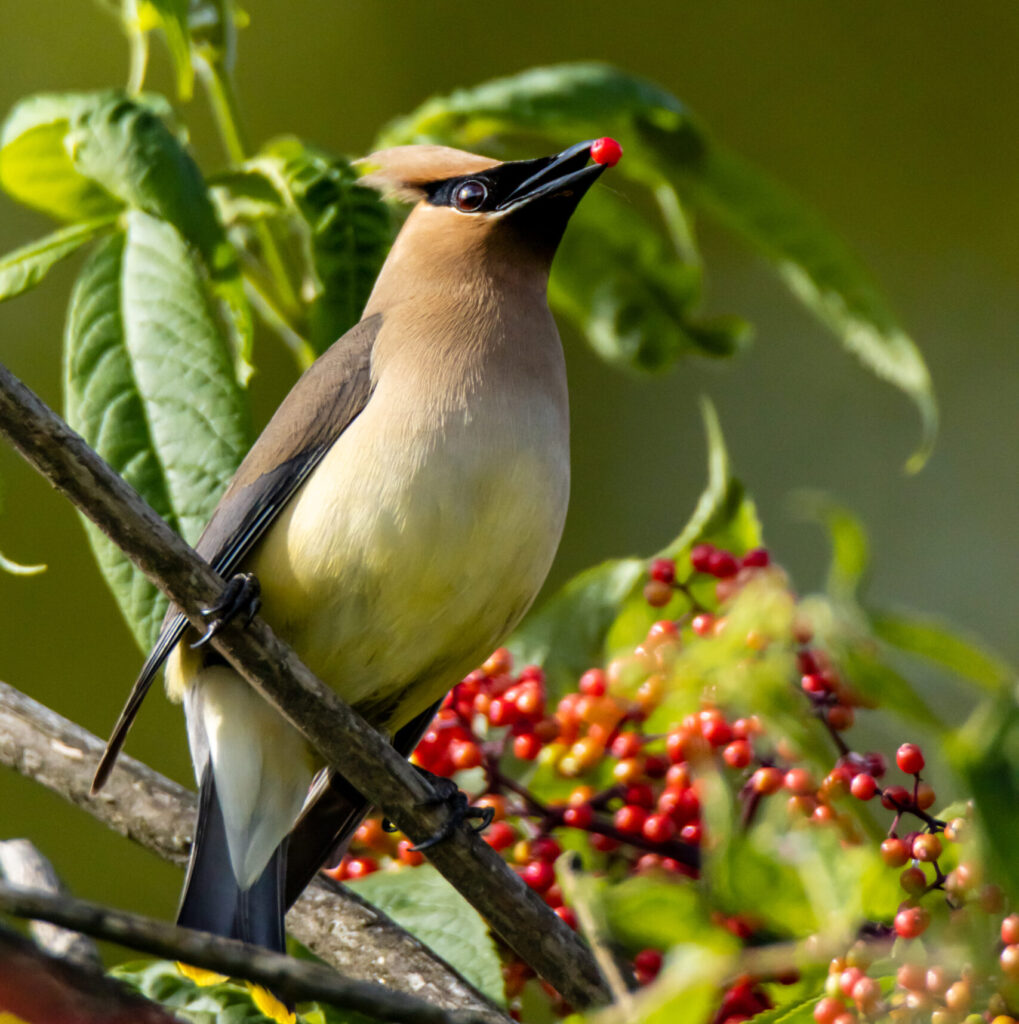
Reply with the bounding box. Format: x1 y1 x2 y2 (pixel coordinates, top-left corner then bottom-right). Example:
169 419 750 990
382 769 495 851
190 572 262 649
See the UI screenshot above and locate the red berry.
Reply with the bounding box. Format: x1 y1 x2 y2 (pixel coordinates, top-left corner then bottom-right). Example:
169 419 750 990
751 766 784 794
702 717 733 747
1001 944 1019 979
851 976 881 1012
611 732 642 759
554 905 577 929
813 996 846 1024
397 840 426 866
911 833 942 862
643 580 673 607
679 821 702 844
881 785 911 810
741 547 771 568
521 860 556 892
614 804 648 834
512 733 542 761
707 549 739 578
487 698 517 727
896 743 925 775
784 768 815 795
801 673 830 696
642 813 677 844
691 613 715 637
649 558 676 584
827 704 854 730
563 804 594 829
530 836 562 863
484 821 517 851
900 866 927 896
862 752 887 778
450 739 482 770
850 773 877 800
578 668 607 696
723 739 752 769
625 783 655 809
344 856 379 879
894 904 930 939
633 948 663 983
914 782 936 809
1002 914 1019 945
590 137 623 167
880 837 910 867
690 544 716 573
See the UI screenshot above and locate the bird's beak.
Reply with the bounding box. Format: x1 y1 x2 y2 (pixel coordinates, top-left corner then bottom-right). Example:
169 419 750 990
495 140 607 212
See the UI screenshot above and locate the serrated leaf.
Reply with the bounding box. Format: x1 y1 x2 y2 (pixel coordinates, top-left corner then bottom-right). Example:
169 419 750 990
383 62 937 467
345 865 504 1007
66 93 253 380
0 91 128 221
253 137 391 354
549 188 747 372
0 217 117 303
871 609 1015 695
64 213 250 649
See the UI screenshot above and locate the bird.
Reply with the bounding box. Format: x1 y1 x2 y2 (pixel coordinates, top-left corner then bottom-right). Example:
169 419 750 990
91 137 620 952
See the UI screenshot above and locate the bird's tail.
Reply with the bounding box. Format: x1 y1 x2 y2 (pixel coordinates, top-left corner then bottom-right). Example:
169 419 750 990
177 766 288 953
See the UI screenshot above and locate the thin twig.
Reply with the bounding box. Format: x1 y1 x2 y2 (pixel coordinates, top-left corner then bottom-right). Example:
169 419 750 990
0 883 493 1024
0 362 610 1009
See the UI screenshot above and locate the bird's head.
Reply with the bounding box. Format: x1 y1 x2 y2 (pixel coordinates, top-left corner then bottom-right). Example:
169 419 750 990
358 139 621 267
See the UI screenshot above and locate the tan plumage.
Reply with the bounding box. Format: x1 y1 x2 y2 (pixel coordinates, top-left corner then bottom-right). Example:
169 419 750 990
95 138 611 951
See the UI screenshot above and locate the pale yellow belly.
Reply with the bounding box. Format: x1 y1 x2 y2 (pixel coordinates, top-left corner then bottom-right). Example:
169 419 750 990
243 397 568 733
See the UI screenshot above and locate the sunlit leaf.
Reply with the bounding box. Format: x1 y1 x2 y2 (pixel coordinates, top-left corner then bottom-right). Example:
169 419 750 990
64 213 250 649
871 609 1015 695
549 189 748 371
0 218 117 304
345 865 505 1007
0 91 136 221
0 549 46 576
383 62 937 466
67 92 253 380
251 137 391 354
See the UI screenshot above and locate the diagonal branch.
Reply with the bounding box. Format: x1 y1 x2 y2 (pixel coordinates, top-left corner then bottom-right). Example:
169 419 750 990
0 361 612 1009
0 883 494 1024
0 678 507 1021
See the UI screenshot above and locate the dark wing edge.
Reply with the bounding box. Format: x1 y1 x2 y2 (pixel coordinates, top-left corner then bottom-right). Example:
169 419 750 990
283 699 441 908
90 313 383 793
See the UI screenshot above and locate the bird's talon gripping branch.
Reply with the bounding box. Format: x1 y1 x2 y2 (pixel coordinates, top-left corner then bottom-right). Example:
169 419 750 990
389 769 498 851
191 572 261 649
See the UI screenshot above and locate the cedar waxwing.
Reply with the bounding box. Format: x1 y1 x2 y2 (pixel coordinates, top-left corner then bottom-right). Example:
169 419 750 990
92 138 619 951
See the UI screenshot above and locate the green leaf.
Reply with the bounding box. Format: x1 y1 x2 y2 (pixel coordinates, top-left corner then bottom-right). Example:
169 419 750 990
253 137 391 354
792 491 870 603
112 960 282 1023
549 188 748 372
346 865 505 1007
600 875 733 955
0 217 118 303
64 213 251 650
66 92 253 380
509 398 758 693
383 62 937 467
0 92 128 221
0 548 46 576
667 141 937 470
947 697 1019 904
871 609 1015 695
131 0 195 100
748 997 823 1024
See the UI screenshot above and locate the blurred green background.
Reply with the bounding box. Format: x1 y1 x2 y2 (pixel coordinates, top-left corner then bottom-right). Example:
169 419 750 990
0 2 1015 927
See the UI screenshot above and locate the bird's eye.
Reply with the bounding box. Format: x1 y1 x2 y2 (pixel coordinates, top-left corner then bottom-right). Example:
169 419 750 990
453 180 487 212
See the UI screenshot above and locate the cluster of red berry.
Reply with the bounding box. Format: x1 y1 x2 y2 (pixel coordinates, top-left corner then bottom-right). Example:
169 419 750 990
326 541 1012 1022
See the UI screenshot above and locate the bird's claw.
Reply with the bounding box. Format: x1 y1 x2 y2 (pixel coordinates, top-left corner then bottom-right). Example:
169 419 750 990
381 771 496 851
191 572 261 649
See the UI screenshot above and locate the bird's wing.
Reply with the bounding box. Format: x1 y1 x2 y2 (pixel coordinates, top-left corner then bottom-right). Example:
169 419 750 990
283 699 442 908
91 314 384 792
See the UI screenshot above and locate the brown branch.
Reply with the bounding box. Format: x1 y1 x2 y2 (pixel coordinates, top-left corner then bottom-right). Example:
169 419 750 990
0 840 101 969
0 362 611 1009
0 883 495 1024
0 679 509 1022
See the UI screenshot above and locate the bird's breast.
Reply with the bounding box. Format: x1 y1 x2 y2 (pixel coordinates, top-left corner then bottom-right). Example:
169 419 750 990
247 375 569 730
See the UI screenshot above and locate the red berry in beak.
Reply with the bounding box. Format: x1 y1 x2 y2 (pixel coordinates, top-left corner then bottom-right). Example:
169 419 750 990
590 137 623 166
